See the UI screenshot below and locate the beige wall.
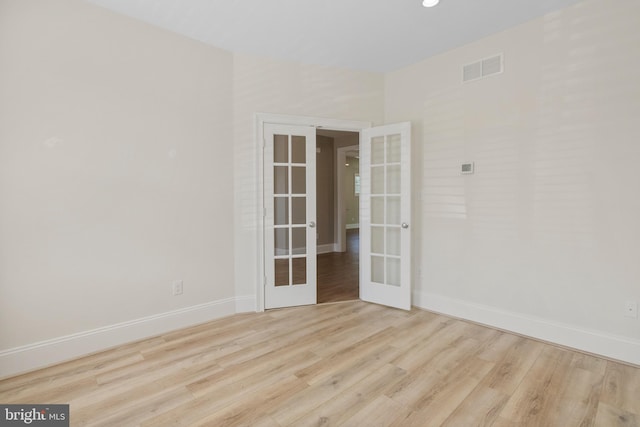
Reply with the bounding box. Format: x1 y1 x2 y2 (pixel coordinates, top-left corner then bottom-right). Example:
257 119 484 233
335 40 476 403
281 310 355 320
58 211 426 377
0 2 384 370
4 0 637 373
316 136 335 246
386 0 640 359
0 0 234 355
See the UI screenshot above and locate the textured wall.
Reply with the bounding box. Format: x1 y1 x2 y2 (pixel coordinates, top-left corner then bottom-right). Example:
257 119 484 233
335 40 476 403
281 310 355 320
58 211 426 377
232 53 384 300
385 0 640 360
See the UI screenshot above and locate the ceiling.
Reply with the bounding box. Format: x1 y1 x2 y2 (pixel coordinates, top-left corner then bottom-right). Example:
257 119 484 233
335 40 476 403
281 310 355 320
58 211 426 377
86 0 584 73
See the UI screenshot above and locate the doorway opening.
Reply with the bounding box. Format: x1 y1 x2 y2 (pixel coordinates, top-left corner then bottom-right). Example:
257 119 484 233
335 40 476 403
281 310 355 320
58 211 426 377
316 130 360 303
258 114 414 312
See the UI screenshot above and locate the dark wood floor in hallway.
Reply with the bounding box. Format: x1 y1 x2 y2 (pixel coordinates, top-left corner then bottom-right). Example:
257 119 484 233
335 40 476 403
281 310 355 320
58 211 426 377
317 229 359 304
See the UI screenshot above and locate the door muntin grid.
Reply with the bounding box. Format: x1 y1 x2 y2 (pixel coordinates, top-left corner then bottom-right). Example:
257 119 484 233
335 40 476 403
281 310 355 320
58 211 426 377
273 134 308 287
370 134 402 287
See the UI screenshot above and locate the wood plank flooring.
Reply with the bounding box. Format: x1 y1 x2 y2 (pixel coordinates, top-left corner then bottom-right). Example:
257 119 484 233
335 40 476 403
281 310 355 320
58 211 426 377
317 229 359 304
1 301 638 426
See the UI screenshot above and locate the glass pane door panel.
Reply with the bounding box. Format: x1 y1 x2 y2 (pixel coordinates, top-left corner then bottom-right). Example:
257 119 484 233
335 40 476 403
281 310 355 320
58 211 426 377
265 123 316 309
371 255 384 284
371 197 385 224
361 122 411 311
386 258 401 287
371 226 384 254
273 133 306 277
386 228 401 256
274 228 289 256
387 196 401 225
275 259 289 286
274 197 289 226
371 166 385 194
387 165 401 194
291 136 306 163
291 167 306 194
387 134 401 163
291 197 306 224
372 136 385 164
291 228 307 255
292 257 306 285
368 130 407 287
274 167 288 194
274 135 288 163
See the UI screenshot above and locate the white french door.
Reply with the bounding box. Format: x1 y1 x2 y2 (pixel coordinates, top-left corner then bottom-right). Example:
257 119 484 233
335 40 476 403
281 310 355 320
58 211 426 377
264 124 317 309
360 122 412 310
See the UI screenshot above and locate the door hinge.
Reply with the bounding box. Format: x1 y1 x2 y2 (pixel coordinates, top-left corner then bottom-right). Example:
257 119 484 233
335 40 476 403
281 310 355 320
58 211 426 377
263 207 267 217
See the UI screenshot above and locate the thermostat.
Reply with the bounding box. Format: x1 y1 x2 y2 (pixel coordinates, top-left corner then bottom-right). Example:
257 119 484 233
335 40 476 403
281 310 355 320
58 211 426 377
461 162 474 174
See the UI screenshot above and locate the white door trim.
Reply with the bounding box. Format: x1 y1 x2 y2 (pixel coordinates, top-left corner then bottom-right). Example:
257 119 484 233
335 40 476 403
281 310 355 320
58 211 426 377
255 113 371 311
336 144 359 253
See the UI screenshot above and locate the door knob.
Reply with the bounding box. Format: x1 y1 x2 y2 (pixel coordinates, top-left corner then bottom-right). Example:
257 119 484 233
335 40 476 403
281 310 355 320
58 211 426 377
401 223 409 229
309 221 316 228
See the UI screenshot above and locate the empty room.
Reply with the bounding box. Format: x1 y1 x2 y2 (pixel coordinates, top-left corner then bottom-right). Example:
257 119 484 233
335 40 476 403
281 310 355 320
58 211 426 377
1 0 639 425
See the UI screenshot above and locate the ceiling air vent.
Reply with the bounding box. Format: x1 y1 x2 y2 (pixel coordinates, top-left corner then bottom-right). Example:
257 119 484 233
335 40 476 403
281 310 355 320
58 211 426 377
463 53 503 83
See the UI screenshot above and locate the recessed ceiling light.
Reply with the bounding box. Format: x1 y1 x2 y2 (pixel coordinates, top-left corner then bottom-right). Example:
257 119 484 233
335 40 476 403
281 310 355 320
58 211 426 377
422 0 440 7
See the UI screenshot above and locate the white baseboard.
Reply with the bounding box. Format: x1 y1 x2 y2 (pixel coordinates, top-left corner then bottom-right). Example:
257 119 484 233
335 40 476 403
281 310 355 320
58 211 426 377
278 245 340 256
0 296 251 379
317 244 336 255
346 224 359 230
235 295 256 313
413 291 640 366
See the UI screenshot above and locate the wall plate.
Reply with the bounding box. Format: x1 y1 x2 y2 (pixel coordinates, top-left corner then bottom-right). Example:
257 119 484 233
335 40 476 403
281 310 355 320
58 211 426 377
461 162 474 174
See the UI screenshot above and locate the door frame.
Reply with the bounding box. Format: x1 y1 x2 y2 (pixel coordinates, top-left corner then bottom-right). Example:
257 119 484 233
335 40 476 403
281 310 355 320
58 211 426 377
336 144 360 253
255 113 371 311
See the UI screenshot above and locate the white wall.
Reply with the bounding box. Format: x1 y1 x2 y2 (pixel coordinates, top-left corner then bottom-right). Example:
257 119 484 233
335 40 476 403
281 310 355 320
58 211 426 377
232 53 384 303
0 0 235 376
385 0 640 363
0 0 385 377
2 0 638 377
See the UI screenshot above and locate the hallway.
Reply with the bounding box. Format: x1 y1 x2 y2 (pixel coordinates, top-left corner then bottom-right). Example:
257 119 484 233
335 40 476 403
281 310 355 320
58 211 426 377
317 229 359 303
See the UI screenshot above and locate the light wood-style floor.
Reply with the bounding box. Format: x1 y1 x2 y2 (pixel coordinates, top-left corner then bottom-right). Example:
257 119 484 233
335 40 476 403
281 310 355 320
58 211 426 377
1 301 638 426
317 229 359 304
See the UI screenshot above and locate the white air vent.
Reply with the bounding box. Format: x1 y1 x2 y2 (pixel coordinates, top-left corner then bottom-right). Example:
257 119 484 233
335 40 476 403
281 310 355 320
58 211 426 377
463 62 482 82
463 54 503 83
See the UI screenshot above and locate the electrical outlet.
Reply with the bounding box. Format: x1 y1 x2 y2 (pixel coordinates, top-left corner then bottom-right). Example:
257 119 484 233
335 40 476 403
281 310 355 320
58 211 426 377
624 301 637 318
172 280 183 296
